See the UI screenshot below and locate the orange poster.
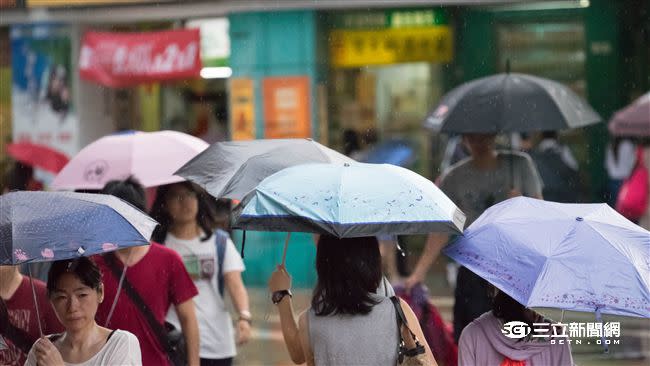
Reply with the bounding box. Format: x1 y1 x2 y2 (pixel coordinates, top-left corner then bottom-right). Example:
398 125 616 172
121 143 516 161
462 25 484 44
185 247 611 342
229 78 255 140
263 76 311 139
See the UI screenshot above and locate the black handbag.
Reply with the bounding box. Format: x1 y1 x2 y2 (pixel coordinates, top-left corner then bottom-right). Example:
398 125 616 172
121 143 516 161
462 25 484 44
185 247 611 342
105 254 187 366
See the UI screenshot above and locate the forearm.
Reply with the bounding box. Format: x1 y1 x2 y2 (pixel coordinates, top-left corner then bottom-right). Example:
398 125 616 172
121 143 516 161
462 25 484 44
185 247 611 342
176 302 200 366
378 240 398 279
277 297 304 363
225 272 250 315
412 233 448 279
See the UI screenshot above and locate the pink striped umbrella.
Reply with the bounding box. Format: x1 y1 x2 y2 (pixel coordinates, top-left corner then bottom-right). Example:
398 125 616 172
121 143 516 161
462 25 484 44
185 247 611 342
52 130 208 190
609 92 650 137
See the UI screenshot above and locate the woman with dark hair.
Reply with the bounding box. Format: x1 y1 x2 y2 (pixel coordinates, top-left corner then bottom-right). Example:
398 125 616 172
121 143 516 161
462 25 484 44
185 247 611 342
269 235 435 366
25 257 141 365
150 182 251 366
458 290 574 366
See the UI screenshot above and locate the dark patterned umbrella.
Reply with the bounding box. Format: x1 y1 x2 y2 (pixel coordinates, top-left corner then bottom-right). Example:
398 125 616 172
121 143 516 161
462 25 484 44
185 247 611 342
1 191 157 265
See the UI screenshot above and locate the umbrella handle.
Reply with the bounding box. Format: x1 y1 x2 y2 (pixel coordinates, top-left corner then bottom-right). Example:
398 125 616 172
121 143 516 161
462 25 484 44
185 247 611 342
27 266 43 338
281 232 291 267
595 307 609 354
105 249 133 327
510 134 515 190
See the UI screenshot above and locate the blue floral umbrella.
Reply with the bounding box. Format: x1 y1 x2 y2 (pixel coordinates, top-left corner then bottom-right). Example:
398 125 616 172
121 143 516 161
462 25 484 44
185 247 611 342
233 162 466 238
1 191 158 265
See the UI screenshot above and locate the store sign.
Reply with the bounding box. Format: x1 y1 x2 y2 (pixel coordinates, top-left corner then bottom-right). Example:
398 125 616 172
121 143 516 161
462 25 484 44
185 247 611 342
79 29 201 88
27 0 158 7
230 78 255 140
186 18 230 67
263 76 311 139
330 26 453 68
332 8 447 29
389 9 443 28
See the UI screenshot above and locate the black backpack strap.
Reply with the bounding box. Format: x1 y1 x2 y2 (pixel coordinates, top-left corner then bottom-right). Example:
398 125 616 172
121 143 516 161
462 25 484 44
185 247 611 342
214 229 228 297
103 254 173 357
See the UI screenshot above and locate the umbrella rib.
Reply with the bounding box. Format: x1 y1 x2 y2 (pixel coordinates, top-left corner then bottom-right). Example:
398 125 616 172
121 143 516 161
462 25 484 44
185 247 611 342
521 75 569 131
309 139 335 162
499 74 508 132
222 158 258 198
525 256 551 307
585 221 650 291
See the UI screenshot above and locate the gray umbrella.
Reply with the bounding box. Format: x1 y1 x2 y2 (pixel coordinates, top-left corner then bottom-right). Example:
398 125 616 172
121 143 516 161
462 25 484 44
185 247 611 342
174 138 354 200
423 73 602 133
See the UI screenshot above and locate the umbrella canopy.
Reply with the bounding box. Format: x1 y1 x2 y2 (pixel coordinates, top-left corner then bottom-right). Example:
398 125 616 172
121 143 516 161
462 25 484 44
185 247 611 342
1 191 158 265
233 162 466 237
51 130 208 190
423 73 602 133
359 139 416 167
443 197 650 318
609 91 650 137
175 138 354 200
6 142 69 174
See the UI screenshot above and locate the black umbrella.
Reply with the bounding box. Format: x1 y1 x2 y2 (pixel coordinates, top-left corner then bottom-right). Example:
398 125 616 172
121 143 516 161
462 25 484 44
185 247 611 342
423 72 601 133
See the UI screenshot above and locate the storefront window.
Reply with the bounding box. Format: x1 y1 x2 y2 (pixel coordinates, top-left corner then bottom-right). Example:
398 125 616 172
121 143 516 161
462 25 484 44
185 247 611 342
497 22 586 95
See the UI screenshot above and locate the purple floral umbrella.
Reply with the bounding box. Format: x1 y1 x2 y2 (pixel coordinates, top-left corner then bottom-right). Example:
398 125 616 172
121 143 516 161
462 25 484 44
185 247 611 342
443 197 650 319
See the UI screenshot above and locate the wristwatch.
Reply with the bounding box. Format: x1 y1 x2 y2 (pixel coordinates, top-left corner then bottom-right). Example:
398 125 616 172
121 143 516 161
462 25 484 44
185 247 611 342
272 289 293 304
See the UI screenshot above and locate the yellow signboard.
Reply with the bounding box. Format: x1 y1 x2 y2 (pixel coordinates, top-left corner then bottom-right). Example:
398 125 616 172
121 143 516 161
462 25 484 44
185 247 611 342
330 26 453 68
230 78 256 140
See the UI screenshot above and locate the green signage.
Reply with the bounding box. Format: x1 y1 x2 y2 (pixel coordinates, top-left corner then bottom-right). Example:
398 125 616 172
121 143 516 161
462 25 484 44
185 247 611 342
331 8 448 29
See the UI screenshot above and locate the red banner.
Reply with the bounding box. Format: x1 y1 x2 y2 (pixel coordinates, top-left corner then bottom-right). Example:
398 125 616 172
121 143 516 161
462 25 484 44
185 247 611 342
79 29 201 87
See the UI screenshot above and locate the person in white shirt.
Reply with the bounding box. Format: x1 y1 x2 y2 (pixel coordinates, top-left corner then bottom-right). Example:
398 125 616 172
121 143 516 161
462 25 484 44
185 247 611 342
25 257 141 366
605 137 637 206
150 182 251 366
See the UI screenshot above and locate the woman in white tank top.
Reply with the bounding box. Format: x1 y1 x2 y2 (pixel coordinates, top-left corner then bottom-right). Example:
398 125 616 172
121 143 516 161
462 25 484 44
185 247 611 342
25 257 141 366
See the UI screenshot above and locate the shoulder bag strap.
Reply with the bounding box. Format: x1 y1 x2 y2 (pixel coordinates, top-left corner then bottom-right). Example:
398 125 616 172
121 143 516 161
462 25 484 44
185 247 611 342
103 254 173 356
390 296 426 362
389 296 419 341
215 230 228 297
